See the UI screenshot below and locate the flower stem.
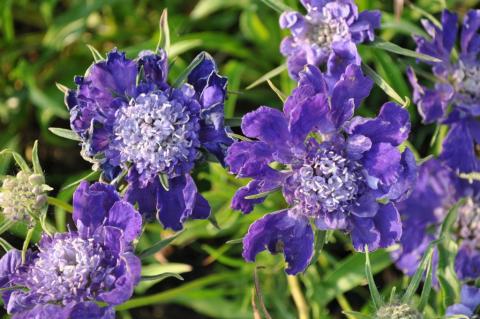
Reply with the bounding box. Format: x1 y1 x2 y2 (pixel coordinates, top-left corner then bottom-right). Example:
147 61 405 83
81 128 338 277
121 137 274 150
287 275 309 319
22 227 34 264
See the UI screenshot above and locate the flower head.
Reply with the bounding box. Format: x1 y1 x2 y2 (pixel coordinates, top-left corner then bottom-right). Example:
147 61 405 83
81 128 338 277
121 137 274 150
280 0 380 80
0 182 142 318
65 49 231 230
446 285 480 318
226 64 415 274
407 9 480 173
375 303 423 319
392 158 480 281
0 171 49 223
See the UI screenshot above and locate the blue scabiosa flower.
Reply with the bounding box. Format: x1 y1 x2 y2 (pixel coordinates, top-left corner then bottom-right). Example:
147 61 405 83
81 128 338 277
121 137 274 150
392 159 480 281
65 49 231 230
226 64 416 274
0 182 142 318
446 285 480 318
280 0 380 80
408 9 480 173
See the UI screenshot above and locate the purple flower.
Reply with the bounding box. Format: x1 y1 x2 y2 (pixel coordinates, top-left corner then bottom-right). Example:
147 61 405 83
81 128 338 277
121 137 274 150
280 0 380 80
392 158 480 281
0 182 142 318
65 49 231 230
226 64 415 274
408 9 480 173
446 285 480 317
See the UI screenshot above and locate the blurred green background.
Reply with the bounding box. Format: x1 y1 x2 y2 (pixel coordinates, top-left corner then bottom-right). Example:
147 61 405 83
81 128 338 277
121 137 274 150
0 0 479 318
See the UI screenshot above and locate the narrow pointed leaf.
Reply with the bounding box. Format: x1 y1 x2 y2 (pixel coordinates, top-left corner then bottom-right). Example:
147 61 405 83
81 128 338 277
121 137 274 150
369 40 442 63
0 220 15 236
141 272 183 282
224 118 242 127
0 149 30 172
267 79 287 102
244 186 281 200
139 231 183 259
159 173 170 191
47 196 73 213
246 63 287 90
49 127 81 142
342 311 372 319
87 44 104 62
31 140 42 175
227 133 253 142
361 62 407 106
417 252 434 312
365 246 383 309
259 0 293 13
0 237 13 252
156 9 170 54
55 82 69 94
172 52 206 87
60 171 101 191
226 238 243 245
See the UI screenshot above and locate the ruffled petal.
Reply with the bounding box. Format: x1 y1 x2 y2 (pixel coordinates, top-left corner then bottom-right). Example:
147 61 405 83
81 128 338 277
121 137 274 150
461 9 480 56
0 249 21 288
241 106 290 148
362 143 401 185
106 201 143 242
226 141 275 178
70 303 115 319
242 211 314 275
349 10 381 43
440 121 480 173
138 50 169 90
73 182 120 233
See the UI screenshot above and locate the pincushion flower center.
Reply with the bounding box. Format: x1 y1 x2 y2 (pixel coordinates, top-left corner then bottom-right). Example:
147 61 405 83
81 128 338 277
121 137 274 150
306 11 350 51
294 149 363 216
27 237 110 303
457 197 480 247
114 91 199 176
452 63 480 100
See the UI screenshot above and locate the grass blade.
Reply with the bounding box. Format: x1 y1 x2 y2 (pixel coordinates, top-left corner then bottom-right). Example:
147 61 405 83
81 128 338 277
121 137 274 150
362 62 407 106
49 127 81 142
365 246 383 309
246 63 287 90
369 40 441 63
139 231 183 259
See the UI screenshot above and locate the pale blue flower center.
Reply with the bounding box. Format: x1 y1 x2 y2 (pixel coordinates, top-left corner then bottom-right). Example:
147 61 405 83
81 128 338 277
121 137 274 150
294 149 363 216
452 63 480 99
114 92 199 177
458 198 480 247
306 9 350 50
26 236 113 303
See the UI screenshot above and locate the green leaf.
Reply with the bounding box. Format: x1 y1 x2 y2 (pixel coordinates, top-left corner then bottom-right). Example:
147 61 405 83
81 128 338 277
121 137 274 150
60 171 100 191
224 118 242 127
437 199 464 312
135 263 192 294
139 231 183 259
267 79 287 102
47 196 73 213
417 249 434 312
48 127 81 142
172 52 206 88
0 149 30 172
55 82 69 95
361 62 407 106
141 272 184 282
225 238 243 245
0 237 13 252
246 63 287 90
369 40 441 63
244 187 281 200
86 44 104 62
401 240 435 303
0 219 15 236
310 229 327 266
31 140 42 175
156 9 170 54
260 0 293 13
227 132 252 142
159 173 170 191
342 311 372 319
365 246 383 309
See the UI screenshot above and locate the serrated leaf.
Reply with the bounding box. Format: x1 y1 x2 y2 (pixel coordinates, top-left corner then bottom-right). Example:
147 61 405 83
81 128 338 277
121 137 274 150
156 9 170 54
141 272 184 282
362 62 407 106
246 63 287 90
260 0 293 13
365 246 383 309
172 52 206 88
48 127 81 142
369 40 441 63
31 140 42 175
87 44 104 62
139 231 183 259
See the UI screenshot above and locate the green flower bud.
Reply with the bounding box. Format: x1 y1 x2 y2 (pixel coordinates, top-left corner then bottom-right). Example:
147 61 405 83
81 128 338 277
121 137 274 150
375 303 423 319
0 171 50 223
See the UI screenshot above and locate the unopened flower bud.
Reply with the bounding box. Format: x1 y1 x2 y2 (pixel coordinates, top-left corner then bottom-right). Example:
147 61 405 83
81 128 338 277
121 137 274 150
376 303 423 319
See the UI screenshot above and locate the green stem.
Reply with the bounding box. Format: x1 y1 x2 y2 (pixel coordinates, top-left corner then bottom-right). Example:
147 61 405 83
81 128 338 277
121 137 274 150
22 227 35 264
47 196 73 213
0 219 15 236
287 276 309 319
